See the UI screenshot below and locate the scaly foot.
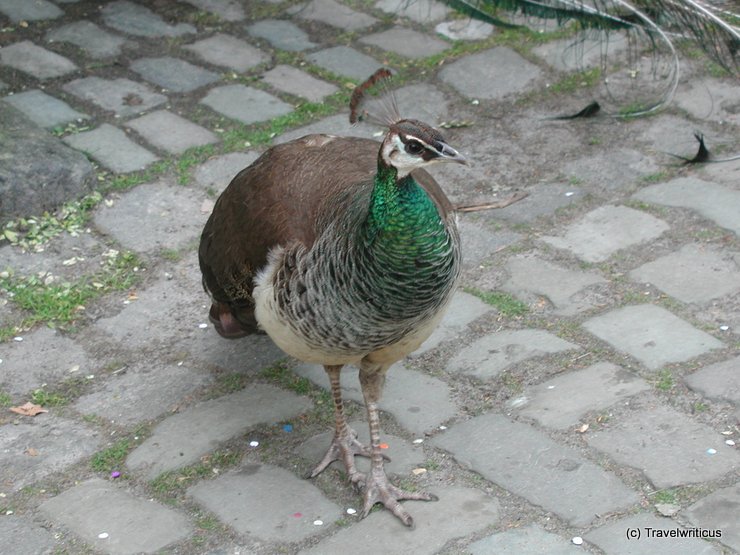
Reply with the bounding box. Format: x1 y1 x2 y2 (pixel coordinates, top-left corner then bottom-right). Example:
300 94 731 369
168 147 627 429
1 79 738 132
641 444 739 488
310 428 371 487
361 468 438 528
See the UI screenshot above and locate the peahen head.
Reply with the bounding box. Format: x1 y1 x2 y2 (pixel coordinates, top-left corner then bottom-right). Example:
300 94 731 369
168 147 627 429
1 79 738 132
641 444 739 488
350 69 467 179
380 118 467 178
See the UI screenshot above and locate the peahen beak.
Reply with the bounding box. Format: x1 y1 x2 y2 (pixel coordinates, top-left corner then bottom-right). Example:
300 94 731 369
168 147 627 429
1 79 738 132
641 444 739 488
437 142 468 166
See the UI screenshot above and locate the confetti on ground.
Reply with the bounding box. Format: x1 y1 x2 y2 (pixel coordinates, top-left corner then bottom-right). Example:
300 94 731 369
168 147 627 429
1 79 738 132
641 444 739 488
249 441 259 447
379 443 389 449
726 440 736 446
707 448 717 455
412 468 427 475
576 423 589 433
565 191 575 197
98 532 109 539
13 336 23 342
721 431 733 435
413 438 424 444
572 536 583 545
346 508 357 515
198 323 208 329
111 471 121 479
292 512 302 518
719 325 729 331
439 425 447 430
282 424 293 432
313 519 323 526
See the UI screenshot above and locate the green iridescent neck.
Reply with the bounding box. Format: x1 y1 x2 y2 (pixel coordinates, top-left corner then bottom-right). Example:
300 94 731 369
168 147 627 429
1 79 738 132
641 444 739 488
360 164 447 264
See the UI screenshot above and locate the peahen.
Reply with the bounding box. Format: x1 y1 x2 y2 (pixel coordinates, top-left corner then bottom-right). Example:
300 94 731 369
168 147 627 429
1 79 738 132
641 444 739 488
198 70 467 527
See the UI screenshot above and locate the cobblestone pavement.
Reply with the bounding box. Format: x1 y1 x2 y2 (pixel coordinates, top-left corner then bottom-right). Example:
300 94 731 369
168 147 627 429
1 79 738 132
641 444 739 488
1 1 739 554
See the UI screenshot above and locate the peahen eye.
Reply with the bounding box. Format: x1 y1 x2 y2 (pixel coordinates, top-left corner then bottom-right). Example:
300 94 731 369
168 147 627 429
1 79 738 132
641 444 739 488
405 140 424 155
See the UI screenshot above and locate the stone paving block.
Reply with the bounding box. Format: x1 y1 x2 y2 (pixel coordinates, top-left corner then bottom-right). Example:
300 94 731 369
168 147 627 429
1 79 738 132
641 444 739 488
74 362 212 426
565 148 659 191
684 356 740 405
101 0 195 37
0 0 62 22
126 384 312 479
360 27 449 59
126 110 218 154
0 326 90 396
294 363 456 434
542 205 669 263
674 79 740 125
193 151 259 193
468 525 581 555
514 362 651 429
439 47 542 99
291 0 378 31
131 56 219 93
63 124 158 173
184 33 267 72
246 19 317 52
684 484 740 553
261 65 338 102
63 76 167 117
47 20 127 59
275 113 378 144
201 84 292 124
299 486 499 554
40 478 192 555
492 183 585 224
375 0 450 23
0 40 77 79
182 0 245 21
433 413 639 526
583 304 723 370
0 103 95 224
587 404 740 488
93 251 282 370
639 114 699 154
0 516 58 555
503 255 606 315
299 420 424 476
458 220 522 270
700 155 739 187
447 329 579 379
93 179 206 252
412 290 491 355
91 260 200 349
633 177 740 235
533 32 627 71
0 416 101 492
629 244 740 304
393 83 450 124
586 512 722 555
3 89 87 129
435 19 494 41
189 464 342 542
186 331 286 375
307 46 383 81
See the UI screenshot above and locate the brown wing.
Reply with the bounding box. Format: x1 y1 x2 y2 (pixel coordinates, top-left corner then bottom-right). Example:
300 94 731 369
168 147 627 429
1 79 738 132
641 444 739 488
198 134 453 336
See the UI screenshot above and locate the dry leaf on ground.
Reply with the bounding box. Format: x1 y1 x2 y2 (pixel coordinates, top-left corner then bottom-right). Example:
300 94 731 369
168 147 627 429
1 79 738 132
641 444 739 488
9 402 49 416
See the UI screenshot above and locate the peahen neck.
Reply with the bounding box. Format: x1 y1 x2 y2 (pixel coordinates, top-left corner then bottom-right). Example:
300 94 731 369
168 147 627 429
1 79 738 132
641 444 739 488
359 163 453 288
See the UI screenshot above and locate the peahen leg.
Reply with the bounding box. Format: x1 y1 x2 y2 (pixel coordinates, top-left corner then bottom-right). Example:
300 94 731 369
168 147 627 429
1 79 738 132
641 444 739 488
310 365 370 487
358 360 438 528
